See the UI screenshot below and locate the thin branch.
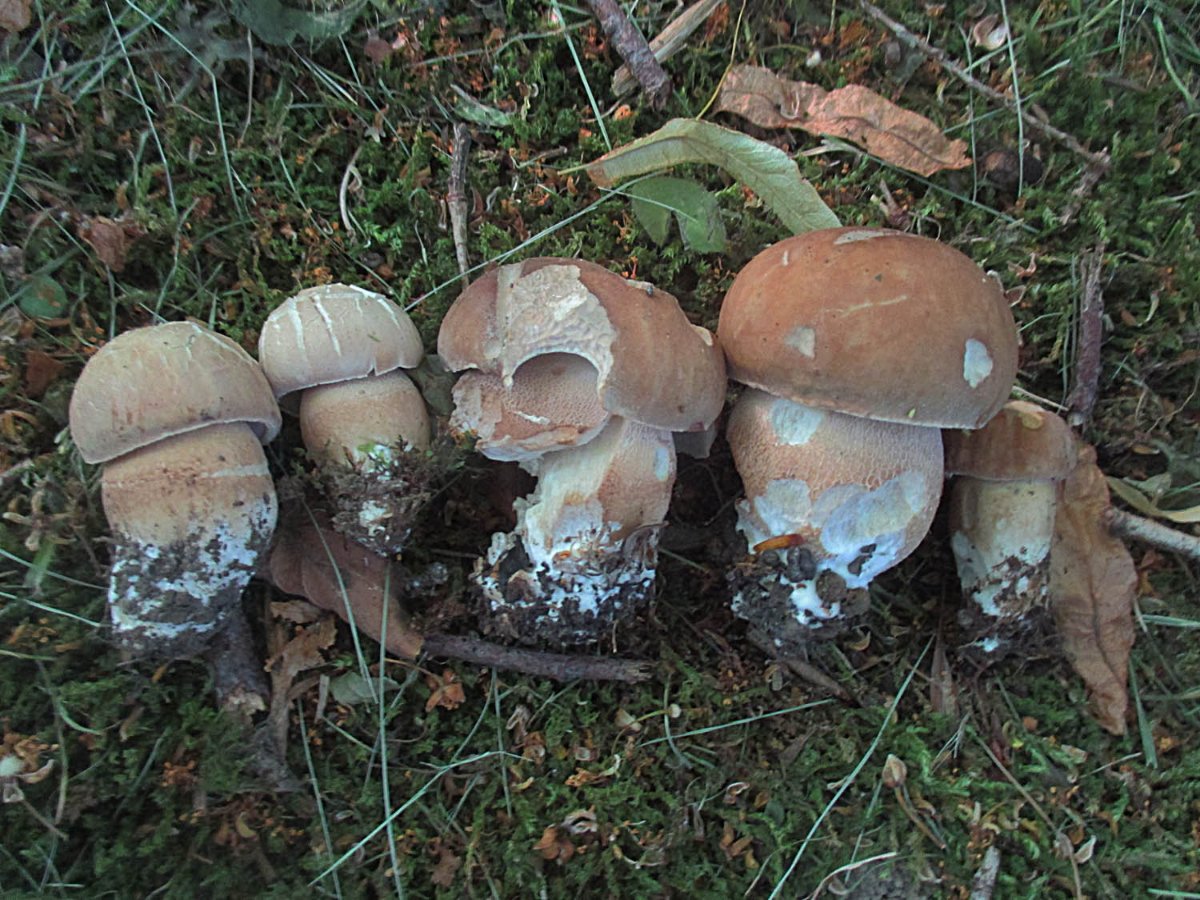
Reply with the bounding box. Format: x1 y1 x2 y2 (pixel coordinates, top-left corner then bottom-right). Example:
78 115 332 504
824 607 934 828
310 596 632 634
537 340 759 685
583 0 672 107
1066 243 1106 427
421 633 653 682
1107 508 1200 563
611 0 722 97
447 122 472 285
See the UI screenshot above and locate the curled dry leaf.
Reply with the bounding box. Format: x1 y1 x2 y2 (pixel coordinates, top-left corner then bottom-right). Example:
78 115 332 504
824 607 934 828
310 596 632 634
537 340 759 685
78 216 129 272
715 65 971 177
424 668 466 712
1050 442 1136 735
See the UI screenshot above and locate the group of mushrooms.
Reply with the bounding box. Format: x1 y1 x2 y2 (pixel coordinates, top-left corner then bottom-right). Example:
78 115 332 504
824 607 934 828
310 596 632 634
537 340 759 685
68 227 1078 666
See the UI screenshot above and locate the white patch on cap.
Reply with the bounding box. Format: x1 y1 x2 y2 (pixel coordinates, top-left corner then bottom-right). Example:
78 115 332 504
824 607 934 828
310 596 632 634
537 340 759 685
768 399 824 446
963 339 994 388
785 325 816 358
833 229 892 244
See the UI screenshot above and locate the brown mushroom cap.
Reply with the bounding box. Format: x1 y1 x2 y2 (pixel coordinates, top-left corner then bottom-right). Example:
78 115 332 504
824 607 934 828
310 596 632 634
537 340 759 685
69 321 281 465
437 257 726 433
944 401 1075 481
718 227 1019 429
257 284 424 401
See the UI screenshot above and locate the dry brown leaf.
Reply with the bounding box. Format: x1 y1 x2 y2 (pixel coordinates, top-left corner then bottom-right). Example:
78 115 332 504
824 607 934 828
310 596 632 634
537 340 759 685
269 599 324 625
22 349 65 398
715 65 971 177
424 668 466 712
429 838 463 888
265 616 338 754
0 0 31 34
78 216 128 272
1050 442 1136 735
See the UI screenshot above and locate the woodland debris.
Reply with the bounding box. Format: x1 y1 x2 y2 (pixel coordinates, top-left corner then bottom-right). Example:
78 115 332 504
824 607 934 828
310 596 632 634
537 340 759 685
1065 244 1106 427
582 0 671 107
611 0 723 97
1107 508 1200 563
716 65 971 177
447 122 472 284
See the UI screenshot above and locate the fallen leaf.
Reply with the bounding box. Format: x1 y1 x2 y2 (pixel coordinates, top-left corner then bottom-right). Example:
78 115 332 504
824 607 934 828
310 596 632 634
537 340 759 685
1107 477 1200 524
424 668 465 712
1051 442 1137 735
715 65 971 178
533 825 574 862
429 838 463 888
0 0 31 33
265 616 337 754
626 174 726 252
586 117 840 236
78 216 128 272
23 349 65 398
363 33 393 63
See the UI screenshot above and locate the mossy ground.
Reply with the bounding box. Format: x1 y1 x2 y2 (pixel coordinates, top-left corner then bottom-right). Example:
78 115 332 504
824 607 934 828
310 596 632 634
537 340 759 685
1 1 1198 896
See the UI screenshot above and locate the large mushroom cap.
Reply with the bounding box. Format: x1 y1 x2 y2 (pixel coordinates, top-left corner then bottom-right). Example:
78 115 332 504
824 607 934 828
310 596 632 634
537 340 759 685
69 321 281 464
258 283 424 401
944 401 1076 481
437 257 727 435
718 227 1019 429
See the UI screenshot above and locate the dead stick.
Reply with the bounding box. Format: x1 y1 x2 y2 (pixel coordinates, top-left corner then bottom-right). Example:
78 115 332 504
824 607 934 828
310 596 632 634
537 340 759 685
447 123 472 285
204 604 270 722
583 0 672 107
1066 243 1106 427
1107 508 1200 563
612 0 722 97
857 0 1110 170
421 633 653 683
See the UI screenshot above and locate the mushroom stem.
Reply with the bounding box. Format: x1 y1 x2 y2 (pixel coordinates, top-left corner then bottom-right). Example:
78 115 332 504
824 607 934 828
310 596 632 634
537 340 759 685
475 415 676 647
100 423 277 658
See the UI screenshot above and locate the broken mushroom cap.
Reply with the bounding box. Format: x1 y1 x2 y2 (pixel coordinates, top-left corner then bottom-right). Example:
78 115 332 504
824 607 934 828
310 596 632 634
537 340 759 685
718 227 1019 429
437 256 727 443
257 284 432 555
68 321 281 658
257 283 424 403
437 257 726 646
726 389 944 650
943 401 1076 648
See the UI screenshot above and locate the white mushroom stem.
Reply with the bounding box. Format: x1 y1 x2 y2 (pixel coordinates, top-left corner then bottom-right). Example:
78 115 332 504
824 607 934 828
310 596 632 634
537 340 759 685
100 423 277 658
476 415 676 645
949 477 1058 620
299 370 431 466
727 390 943 643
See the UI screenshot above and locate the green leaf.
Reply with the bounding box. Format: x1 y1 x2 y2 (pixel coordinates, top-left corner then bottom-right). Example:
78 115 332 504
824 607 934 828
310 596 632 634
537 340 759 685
15 274 69 319
586 118 840 236
1108 477 1200 523
230 0 366 47
627 175 727 253
451 85 511 128
329 671 399 706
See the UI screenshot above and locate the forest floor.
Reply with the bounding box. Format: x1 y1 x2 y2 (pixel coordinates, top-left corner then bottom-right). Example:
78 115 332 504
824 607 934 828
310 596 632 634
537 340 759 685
1 1 1198 897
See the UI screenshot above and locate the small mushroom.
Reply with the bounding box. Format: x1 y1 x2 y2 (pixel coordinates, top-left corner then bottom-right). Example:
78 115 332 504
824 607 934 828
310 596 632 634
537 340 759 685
944 401 1075 651
258 284 431 554
717 227 1019 652
68 321 281 658
438 257 726 647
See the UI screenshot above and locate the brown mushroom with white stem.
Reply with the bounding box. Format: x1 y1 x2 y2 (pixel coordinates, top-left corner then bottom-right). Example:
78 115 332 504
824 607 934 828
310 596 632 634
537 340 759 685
68 321 281 658
717 227 1019 654
944 400 1076 653
438 257 726 648
258 284 431 555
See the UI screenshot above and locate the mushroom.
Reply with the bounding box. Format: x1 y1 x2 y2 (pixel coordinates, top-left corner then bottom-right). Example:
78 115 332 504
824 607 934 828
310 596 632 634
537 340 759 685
438 257 726 647
257 284 431 555
68 321 281 658
944 400 1075 651
717 227 1019 652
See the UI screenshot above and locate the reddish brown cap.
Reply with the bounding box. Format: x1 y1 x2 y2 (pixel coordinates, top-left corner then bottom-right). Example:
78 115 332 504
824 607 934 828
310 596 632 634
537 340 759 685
944 401 1075 481
437 258 726 434
718 228 1018 429
69 321 281 464
258 284 424 401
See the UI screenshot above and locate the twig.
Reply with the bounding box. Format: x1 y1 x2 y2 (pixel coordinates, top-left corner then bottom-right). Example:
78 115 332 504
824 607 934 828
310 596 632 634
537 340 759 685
203 604 270 722
447 123 472 285
583 0 672 107
1066 243 1106 427
857 1 1111 171
611 0 722 97
1107 508 1200 563
969 846 1002 900
421 633 653 682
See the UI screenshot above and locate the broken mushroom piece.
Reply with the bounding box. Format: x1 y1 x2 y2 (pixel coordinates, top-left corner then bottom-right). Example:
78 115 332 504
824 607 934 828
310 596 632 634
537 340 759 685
944 401 1076 653
258 284 432 555
438 257 726 647
718 227 1019 653
68 321 281 658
